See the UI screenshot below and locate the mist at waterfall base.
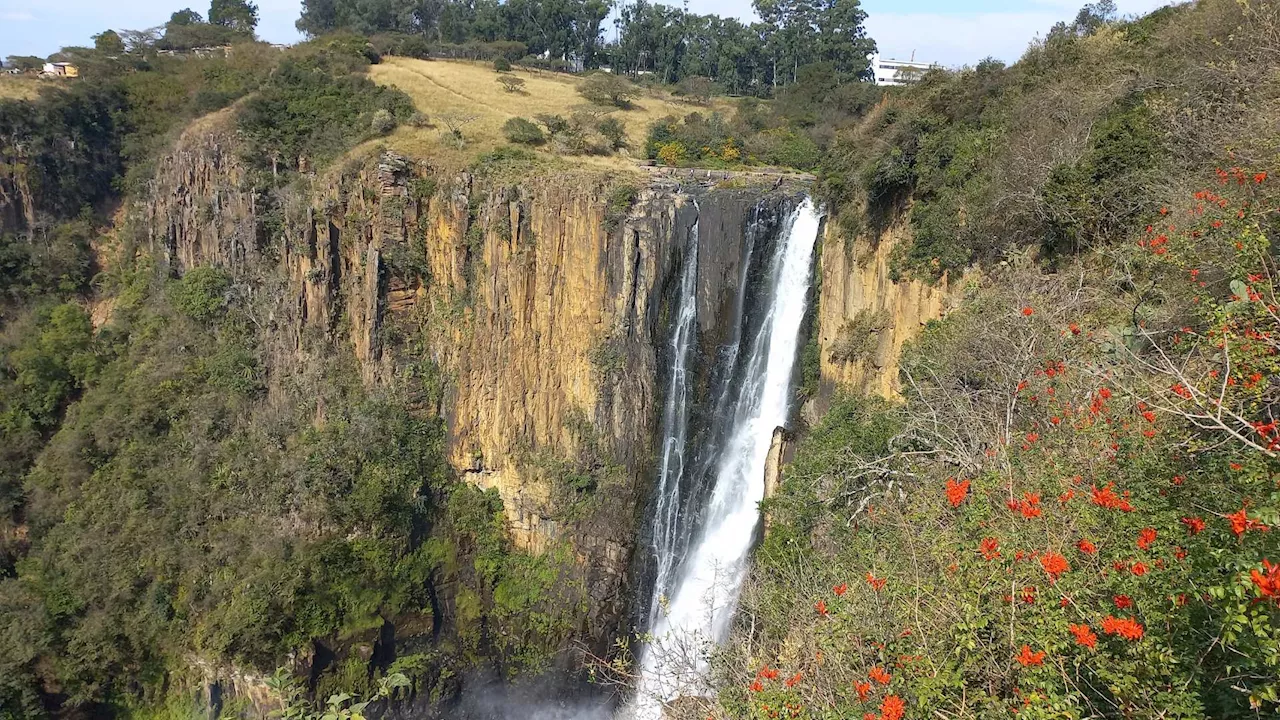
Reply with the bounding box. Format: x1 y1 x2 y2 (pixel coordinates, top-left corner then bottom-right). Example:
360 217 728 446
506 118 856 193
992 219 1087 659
626 197 822 719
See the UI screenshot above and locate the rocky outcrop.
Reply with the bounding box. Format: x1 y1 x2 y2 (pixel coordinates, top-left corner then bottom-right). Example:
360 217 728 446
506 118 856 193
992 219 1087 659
814 210 959 402
761 427 788 531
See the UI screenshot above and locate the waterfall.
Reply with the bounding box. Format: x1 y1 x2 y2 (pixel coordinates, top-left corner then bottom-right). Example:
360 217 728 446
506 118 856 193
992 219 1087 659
627 197 822 719
648 206 699 627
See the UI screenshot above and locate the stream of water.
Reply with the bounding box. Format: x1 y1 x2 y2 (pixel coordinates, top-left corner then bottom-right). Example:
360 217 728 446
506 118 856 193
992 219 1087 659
626 197 822 719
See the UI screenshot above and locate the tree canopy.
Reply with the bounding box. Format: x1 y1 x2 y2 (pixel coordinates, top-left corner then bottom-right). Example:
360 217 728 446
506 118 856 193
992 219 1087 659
296 0 876 93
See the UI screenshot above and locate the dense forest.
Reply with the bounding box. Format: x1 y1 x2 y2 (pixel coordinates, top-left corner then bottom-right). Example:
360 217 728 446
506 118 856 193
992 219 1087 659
297 0 876 92
1 0 1279 718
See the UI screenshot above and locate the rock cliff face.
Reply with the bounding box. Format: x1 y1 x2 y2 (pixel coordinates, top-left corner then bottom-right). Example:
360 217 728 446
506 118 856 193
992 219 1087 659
814 210 959 402
144 111 807 664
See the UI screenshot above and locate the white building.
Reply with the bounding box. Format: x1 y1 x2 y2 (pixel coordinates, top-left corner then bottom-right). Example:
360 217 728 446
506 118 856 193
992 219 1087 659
872 54 940 86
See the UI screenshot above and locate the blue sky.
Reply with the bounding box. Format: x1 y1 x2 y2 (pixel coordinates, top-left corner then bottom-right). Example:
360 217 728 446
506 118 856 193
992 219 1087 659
2 0 1173 66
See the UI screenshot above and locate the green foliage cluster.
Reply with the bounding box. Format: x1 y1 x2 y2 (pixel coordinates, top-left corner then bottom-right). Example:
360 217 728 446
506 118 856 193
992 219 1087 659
0 247 590 715
298 0 611 69
646 109 819 169
819 0 1276 281
828 307 888 364
296 0 874 95
527 111 624 157
237 37 415 173
577 73 637 108
502 117 544 145
721 171 1280 718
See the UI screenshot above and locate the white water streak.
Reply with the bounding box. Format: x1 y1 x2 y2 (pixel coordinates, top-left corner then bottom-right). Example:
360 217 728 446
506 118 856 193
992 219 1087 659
649 213 699 626
626 198 822 719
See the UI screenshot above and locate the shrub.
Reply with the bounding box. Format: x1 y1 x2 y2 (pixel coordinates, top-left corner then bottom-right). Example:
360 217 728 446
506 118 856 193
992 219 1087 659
502 117 544 145
577 73 636 108
597 116 626 150
497 75 525 94
535 113 571 137
829 309 889 363
493 57 511 72
370 108 396 134
676 75 718 104
656 141 687 167
169 266 230 322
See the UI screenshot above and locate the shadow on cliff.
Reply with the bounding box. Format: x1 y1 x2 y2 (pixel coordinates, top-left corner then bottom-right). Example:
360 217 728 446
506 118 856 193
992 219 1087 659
387 671 614 720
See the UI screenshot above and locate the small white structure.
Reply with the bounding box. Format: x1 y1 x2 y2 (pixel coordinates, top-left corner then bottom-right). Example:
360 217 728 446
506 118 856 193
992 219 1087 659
872 53 939 86
42 62 79 78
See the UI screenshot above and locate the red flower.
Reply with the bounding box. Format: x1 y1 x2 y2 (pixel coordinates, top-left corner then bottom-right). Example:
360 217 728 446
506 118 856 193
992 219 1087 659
1069 624 1098 649
1091 483 1134 512
1255 172 1267 184
1069 323 1081 335
980 537 1001 560
1040 552 1070 582
866 572 886 591
833 582 848 597
880 695 905 720
785 671 803 688
750 680 764 692
1077 539 1097 555
1181 516 1206 534
1022 307 1035 317
1114 594 1133 609
1025 432 1040 444
759 666 780 680
1250 559 1280 601
1131 562 1148 577
1015 645 1046 667
815 599 828 616
1227 505 1269 537
1102 615 1145 641
869 666 892 685
945 477 971 507
855 681 871 701
1137 528 1157 550
1011 492 1043 519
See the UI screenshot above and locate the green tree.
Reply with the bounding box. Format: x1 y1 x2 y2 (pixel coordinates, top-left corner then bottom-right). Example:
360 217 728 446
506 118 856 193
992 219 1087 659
578 73 637 108
4 56 44 71
503 117 544 144
92 30 126 55
170 8 205 24
209 0 259 33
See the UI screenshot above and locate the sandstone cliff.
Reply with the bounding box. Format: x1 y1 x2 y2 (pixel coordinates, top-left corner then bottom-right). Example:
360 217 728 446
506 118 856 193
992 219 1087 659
143 110 809 668
814 209 960 402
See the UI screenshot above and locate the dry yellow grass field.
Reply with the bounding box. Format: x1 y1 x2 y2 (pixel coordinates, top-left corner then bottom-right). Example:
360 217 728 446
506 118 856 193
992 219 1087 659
366 57 736 169
0 75 60 101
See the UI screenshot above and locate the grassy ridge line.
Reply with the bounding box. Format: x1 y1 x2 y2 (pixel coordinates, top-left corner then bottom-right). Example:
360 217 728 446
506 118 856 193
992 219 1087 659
366 57 736 169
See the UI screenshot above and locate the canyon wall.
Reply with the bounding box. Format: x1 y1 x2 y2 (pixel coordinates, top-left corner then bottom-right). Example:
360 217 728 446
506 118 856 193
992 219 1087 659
143 110 807 660
814 209 960 403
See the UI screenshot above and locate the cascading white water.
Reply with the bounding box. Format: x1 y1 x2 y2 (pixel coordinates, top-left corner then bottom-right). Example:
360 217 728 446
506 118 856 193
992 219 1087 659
648 211 700 626
626 198 822 719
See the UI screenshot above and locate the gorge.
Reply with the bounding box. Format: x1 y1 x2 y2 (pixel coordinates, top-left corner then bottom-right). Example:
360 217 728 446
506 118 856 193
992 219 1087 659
5 2 1279 716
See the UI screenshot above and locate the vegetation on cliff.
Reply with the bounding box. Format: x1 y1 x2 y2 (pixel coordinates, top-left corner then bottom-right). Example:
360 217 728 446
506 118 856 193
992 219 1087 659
712 2 1280 718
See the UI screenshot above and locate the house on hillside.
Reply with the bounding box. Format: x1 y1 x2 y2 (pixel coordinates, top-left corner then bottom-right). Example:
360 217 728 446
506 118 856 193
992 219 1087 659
872 54 940 86
42 62 79 78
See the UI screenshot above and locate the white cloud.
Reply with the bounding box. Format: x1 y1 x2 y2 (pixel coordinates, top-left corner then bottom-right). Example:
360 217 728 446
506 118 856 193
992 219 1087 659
1 11 35 21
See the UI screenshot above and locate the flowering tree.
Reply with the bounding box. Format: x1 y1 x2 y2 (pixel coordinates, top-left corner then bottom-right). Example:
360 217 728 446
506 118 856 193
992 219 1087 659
714 171 1280 719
